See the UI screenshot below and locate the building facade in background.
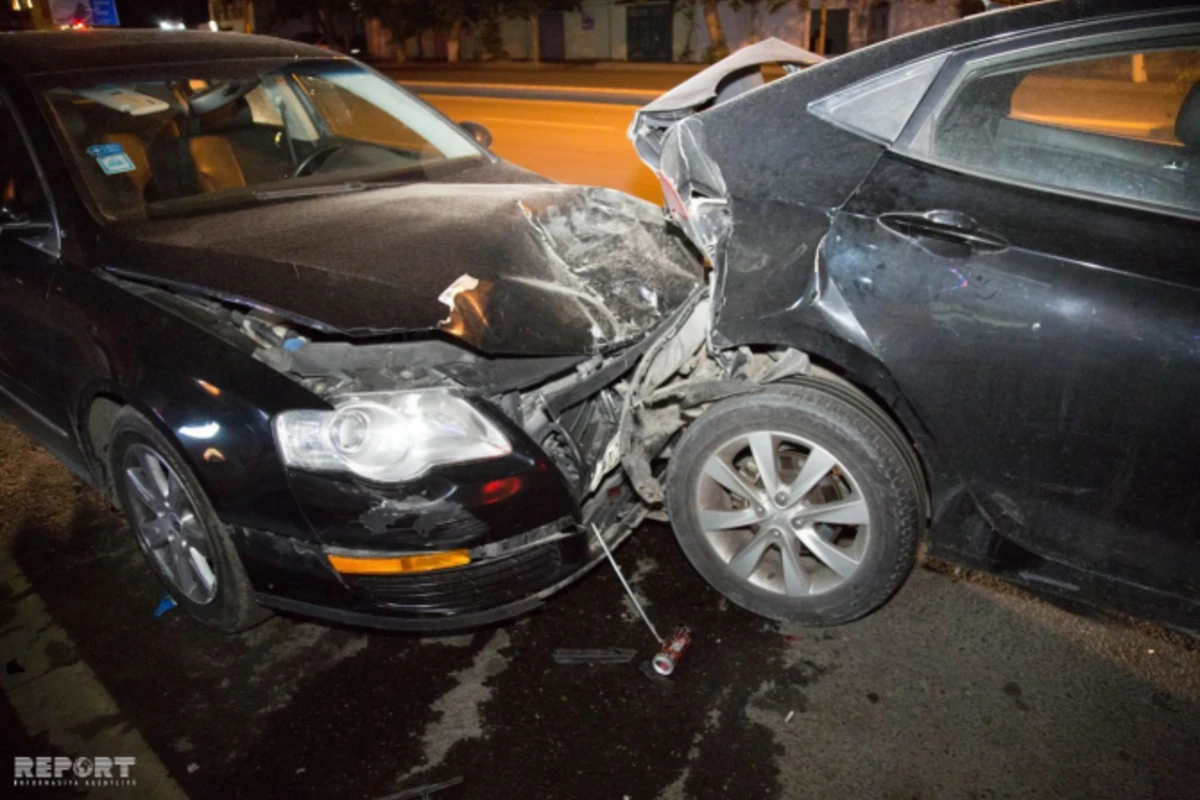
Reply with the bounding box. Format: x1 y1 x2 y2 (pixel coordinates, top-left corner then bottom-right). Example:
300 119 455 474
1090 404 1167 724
379 1 964 64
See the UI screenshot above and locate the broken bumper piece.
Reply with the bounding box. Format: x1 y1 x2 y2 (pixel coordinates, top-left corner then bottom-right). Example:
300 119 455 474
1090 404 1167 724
230 486 644 632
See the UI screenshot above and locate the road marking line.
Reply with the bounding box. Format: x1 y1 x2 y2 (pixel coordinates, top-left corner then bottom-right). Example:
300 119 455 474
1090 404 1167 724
468 116 620 132
424 96 640 114
400 79 658 101
0 551 187 798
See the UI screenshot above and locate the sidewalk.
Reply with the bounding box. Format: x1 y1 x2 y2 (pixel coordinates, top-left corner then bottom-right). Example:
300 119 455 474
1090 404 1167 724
378 61 704 92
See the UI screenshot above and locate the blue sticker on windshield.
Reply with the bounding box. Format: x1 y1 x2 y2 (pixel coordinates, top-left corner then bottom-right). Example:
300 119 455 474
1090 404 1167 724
87 143 135 175
87 143 123 157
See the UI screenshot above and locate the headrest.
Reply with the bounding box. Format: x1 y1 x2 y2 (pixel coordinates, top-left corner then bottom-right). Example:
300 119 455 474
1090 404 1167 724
1175 82 1200 148
196 97 252 134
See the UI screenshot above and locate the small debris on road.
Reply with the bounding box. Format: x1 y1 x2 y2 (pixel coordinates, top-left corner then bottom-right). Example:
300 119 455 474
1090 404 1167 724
552 648 637 665
377 776 464 800
153 590 177 618
592 523 694 680
652 627 693 677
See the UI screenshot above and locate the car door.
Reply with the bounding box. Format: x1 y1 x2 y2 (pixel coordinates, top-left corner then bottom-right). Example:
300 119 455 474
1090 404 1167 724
828 19 1200 599
0 97 71 443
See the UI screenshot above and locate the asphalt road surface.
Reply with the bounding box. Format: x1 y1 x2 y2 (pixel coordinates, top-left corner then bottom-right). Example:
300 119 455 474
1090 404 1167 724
424 94 661 202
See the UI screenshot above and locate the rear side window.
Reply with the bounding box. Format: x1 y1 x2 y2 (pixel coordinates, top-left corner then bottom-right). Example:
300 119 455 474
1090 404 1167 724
808 52 948 144
911 44 1200 215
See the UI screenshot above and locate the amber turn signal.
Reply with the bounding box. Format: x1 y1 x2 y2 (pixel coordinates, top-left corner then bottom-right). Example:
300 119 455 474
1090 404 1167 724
327 550 471 575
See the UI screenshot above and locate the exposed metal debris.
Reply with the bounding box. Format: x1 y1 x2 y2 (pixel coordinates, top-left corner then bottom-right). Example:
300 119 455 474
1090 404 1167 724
551 648 637 665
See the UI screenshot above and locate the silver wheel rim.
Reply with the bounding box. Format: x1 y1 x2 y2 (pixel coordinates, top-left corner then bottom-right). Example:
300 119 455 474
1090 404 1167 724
123 444 218 605
693 431 871 597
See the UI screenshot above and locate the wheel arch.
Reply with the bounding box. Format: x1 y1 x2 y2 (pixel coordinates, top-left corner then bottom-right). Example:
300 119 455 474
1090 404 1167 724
78 386 219 509
723 333 955 525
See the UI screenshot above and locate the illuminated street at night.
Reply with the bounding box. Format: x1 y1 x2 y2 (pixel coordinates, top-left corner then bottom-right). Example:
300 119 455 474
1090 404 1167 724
425 94 659 200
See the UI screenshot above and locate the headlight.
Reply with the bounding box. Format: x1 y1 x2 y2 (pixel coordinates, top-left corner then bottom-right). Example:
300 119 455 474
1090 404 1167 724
274 391 512 482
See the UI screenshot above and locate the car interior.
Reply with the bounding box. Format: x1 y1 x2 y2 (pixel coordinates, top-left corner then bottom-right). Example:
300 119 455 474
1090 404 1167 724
933 48 1199 214
45 73 439 217
47 83 302 212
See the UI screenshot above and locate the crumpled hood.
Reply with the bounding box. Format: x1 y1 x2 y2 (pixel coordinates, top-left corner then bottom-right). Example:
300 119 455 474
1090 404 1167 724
101 182 702 356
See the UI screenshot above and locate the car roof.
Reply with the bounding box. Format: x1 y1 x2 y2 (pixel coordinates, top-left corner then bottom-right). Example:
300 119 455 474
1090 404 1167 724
0 30 335 76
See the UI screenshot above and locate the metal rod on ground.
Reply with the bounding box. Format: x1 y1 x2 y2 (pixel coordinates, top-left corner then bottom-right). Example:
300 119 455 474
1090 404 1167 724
591 523 662 644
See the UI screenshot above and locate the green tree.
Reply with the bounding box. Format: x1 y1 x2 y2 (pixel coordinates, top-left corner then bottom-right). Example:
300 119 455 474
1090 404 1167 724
366 0 575 63
261 0 357 51
364 0 491 62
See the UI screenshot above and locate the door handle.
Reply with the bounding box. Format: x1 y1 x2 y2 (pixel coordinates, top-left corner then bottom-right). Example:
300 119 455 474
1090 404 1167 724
879 210 1008 252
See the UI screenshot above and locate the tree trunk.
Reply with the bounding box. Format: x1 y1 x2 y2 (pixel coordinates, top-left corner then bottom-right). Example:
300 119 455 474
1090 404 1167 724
315 8 337 51
816 2 828 56
530 14 540 65
447 17 462 63
702 0 728 61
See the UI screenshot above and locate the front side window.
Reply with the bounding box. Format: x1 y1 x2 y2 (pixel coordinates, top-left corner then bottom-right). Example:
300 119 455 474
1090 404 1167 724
0 105 55 251
912 42 1200 214
40 61 483 219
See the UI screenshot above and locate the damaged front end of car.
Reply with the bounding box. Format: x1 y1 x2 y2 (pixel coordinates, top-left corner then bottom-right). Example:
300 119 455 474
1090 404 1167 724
97 181 725 628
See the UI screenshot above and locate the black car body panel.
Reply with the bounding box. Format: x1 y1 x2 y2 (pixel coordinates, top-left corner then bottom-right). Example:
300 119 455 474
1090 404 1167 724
99 178 700 355
0 30 698 630
634 0 1200 630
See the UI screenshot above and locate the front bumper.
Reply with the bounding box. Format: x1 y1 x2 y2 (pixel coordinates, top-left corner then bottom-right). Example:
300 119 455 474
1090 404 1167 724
231 497 644 632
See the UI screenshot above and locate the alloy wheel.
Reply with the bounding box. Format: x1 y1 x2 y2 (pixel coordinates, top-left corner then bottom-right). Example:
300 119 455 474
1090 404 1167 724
693 431 871 597
123 444 218 604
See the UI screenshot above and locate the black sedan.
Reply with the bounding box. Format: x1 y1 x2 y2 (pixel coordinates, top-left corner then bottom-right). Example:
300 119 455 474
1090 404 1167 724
0 31 701 631
631 0 1200 633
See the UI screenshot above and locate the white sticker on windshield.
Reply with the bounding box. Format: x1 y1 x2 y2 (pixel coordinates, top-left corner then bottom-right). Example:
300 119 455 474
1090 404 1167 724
87 143 136 176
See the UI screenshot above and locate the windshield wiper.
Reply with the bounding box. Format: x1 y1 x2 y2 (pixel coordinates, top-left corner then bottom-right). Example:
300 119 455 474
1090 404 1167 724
251 182 371 201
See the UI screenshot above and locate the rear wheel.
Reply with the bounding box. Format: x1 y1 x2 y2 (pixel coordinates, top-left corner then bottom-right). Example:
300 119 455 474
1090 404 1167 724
666 383 922 625
109 408 269 633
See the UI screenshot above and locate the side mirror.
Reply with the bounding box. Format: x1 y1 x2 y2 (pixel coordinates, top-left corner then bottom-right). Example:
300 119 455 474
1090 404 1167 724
0 204 33 230
459 121 493 150
0 204 49 235
0 206 27 226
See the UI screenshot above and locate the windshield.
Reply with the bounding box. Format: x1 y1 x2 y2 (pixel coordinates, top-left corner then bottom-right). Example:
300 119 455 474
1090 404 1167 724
41 60 482 219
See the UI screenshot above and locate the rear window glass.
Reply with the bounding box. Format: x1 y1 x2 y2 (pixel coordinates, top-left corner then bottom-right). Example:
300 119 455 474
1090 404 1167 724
912 44 1200 215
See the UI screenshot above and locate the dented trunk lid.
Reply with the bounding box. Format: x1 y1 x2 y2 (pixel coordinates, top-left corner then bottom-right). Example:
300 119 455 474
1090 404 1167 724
99 182 702 357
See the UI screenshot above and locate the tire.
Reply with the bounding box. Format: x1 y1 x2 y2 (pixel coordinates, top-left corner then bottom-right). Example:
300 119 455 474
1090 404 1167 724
108 407 270 633
666 383 922 625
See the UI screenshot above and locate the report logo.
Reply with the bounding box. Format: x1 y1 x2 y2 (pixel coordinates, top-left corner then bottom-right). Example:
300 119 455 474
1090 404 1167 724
13 756 137 788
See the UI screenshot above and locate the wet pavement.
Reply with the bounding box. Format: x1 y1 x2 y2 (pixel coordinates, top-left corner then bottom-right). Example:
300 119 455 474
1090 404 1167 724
2 419 1199 799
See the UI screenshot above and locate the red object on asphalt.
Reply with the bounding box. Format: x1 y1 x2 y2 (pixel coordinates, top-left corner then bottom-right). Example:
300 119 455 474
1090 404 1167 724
652 627 692 676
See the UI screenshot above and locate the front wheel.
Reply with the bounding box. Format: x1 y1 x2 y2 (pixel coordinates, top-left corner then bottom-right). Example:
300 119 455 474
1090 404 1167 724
665 383 923 626
109 408 270 633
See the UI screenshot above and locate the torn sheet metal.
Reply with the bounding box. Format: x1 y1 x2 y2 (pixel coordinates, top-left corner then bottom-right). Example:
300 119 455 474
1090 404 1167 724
638 38 823 117
99 178 702 357
630 38 823 172
437 274 480 326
